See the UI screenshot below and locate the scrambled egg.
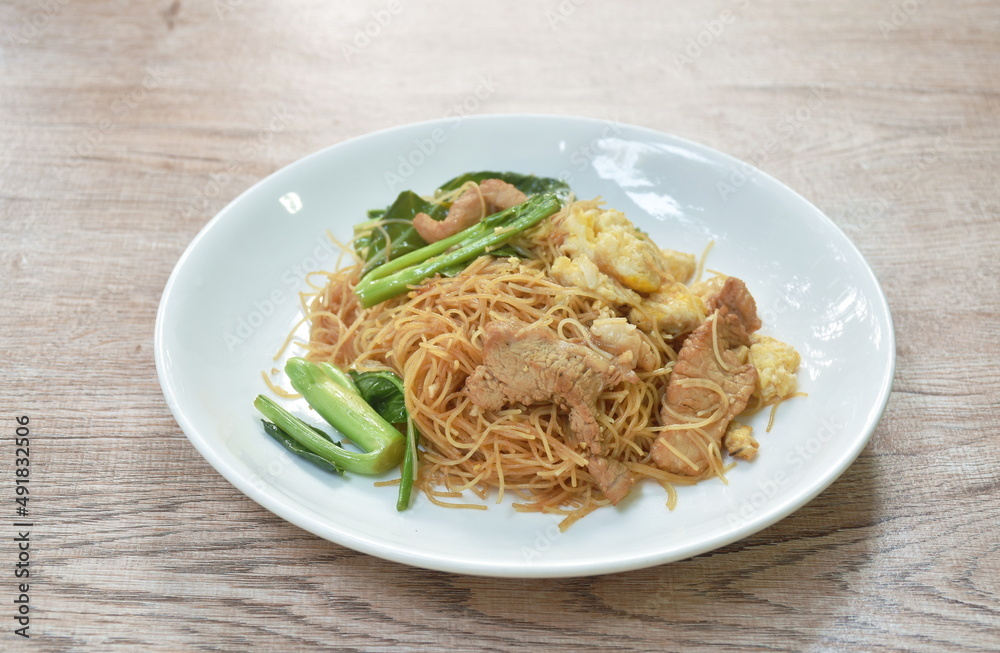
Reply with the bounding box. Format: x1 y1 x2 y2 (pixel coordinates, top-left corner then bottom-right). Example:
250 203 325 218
749 335 801 404
551 255 641 307
556 204 668 292
724 421 759 460
589 316 659 371
548 203 705 336
660 248 697 285
594 229 664 292
629 283 706 335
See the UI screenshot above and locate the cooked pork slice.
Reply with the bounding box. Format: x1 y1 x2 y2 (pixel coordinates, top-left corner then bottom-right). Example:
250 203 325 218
467 321 633 453
413 179 528 243
705 276 762 336
478 178 529 210
587 457 635 505
651 278 761 476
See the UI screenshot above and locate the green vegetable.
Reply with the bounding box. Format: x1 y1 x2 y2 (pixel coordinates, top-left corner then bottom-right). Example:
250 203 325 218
254 394 396 474
355 222 475 286
397 418 419 511
486 242 532 260
255 358 405 474
355 202 534 287
255 360 421 509
349 369 419 510
355 172 568 279
437 171 570 199
285 358 406 473
319 362 358 394
349 370 408 424
354 193 561 308
354 191 444 276
260 419 345 475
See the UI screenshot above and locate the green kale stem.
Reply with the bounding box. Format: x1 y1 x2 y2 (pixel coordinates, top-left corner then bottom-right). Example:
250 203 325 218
353 193 561 308
396 418 419 511
318 361 359 394
356 220 475 287
254 395 393 474
254 358 405 475
356 199 532 288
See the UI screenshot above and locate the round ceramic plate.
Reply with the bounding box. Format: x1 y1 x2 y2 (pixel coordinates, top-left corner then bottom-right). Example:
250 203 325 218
155 114 894 578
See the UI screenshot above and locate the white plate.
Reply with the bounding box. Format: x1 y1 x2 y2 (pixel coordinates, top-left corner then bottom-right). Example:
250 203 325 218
155 114 894 578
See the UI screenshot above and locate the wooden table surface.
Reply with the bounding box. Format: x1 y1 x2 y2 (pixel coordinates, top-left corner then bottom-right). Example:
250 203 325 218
3 0 999 650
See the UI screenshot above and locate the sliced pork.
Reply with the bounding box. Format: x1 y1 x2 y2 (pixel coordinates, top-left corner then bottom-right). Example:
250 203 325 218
651 278 760 476
467 321 632 451
587 457 635 505
466 321 638 504
413 179 528 243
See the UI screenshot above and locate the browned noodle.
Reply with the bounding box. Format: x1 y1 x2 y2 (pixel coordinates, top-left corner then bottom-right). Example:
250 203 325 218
291 201 790 528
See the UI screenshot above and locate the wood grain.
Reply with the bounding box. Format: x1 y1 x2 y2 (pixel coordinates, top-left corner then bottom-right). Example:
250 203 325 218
1 0 998 650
